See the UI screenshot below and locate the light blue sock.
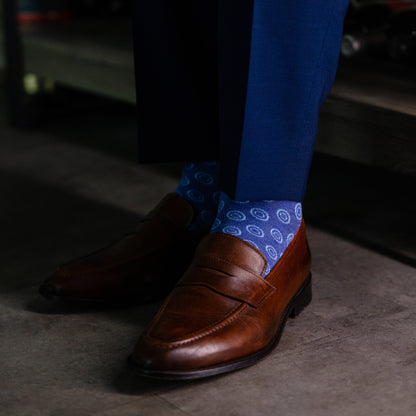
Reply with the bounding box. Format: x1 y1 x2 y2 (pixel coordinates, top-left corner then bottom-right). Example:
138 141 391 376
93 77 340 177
174 161 220 230
211 192 302 276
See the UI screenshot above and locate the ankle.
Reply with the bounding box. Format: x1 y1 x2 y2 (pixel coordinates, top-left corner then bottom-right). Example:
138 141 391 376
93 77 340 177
174 161 220 230
211 192 302 276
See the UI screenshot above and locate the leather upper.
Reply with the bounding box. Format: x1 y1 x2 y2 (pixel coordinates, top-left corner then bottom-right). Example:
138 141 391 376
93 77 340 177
40 194 206 302
132 219 311 372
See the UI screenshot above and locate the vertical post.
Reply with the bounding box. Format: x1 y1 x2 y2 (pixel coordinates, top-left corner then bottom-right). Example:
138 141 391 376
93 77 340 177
1 0 26 127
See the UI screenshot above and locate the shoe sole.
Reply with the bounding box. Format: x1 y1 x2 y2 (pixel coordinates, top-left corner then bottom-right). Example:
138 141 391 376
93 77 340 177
129 273 312 380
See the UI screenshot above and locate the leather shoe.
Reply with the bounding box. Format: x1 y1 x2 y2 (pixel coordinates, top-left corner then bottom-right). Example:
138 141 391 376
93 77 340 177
39 194 207 304
130 219 312 379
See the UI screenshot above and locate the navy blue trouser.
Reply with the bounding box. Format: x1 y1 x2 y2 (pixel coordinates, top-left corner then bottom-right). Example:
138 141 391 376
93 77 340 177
131 0 350 201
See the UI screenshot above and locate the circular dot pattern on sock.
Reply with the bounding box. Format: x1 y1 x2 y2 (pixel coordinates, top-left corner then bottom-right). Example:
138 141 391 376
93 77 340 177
174 161 220 230
226 211 246 221
211 192 302 277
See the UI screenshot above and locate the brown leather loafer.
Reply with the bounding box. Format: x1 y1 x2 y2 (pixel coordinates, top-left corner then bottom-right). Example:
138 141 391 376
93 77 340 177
130 219 312 379
39 194 207 304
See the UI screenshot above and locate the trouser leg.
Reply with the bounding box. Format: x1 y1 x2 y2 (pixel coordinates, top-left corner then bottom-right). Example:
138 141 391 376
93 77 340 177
219 0 350 201
130 1 219 162
130 0 350 201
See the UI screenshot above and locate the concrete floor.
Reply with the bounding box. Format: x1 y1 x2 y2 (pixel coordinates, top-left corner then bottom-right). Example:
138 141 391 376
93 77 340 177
1 87 415 415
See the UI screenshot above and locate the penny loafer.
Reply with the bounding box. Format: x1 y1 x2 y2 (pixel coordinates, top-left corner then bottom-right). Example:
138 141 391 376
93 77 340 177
39 193 207 304
130 219 312 379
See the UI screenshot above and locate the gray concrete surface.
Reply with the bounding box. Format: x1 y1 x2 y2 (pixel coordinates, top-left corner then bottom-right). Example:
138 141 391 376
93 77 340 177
1 88 415 415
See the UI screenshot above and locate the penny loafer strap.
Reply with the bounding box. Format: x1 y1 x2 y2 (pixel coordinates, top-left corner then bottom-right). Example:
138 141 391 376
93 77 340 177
177 257 276 308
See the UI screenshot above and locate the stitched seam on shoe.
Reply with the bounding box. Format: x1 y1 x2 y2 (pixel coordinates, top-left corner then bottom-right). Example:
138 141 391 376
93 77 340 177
195 254 266 280
144 303 249 348
146 300 242 343
176 281 274 308
145 285 241 337
192 264 233 277
178 259 274 306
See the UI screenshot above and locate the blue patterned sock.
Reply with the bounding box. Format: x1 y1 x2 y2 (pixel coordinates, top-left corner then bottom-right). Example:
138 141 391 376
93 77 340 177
174 161 220 230
211 192 302 277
